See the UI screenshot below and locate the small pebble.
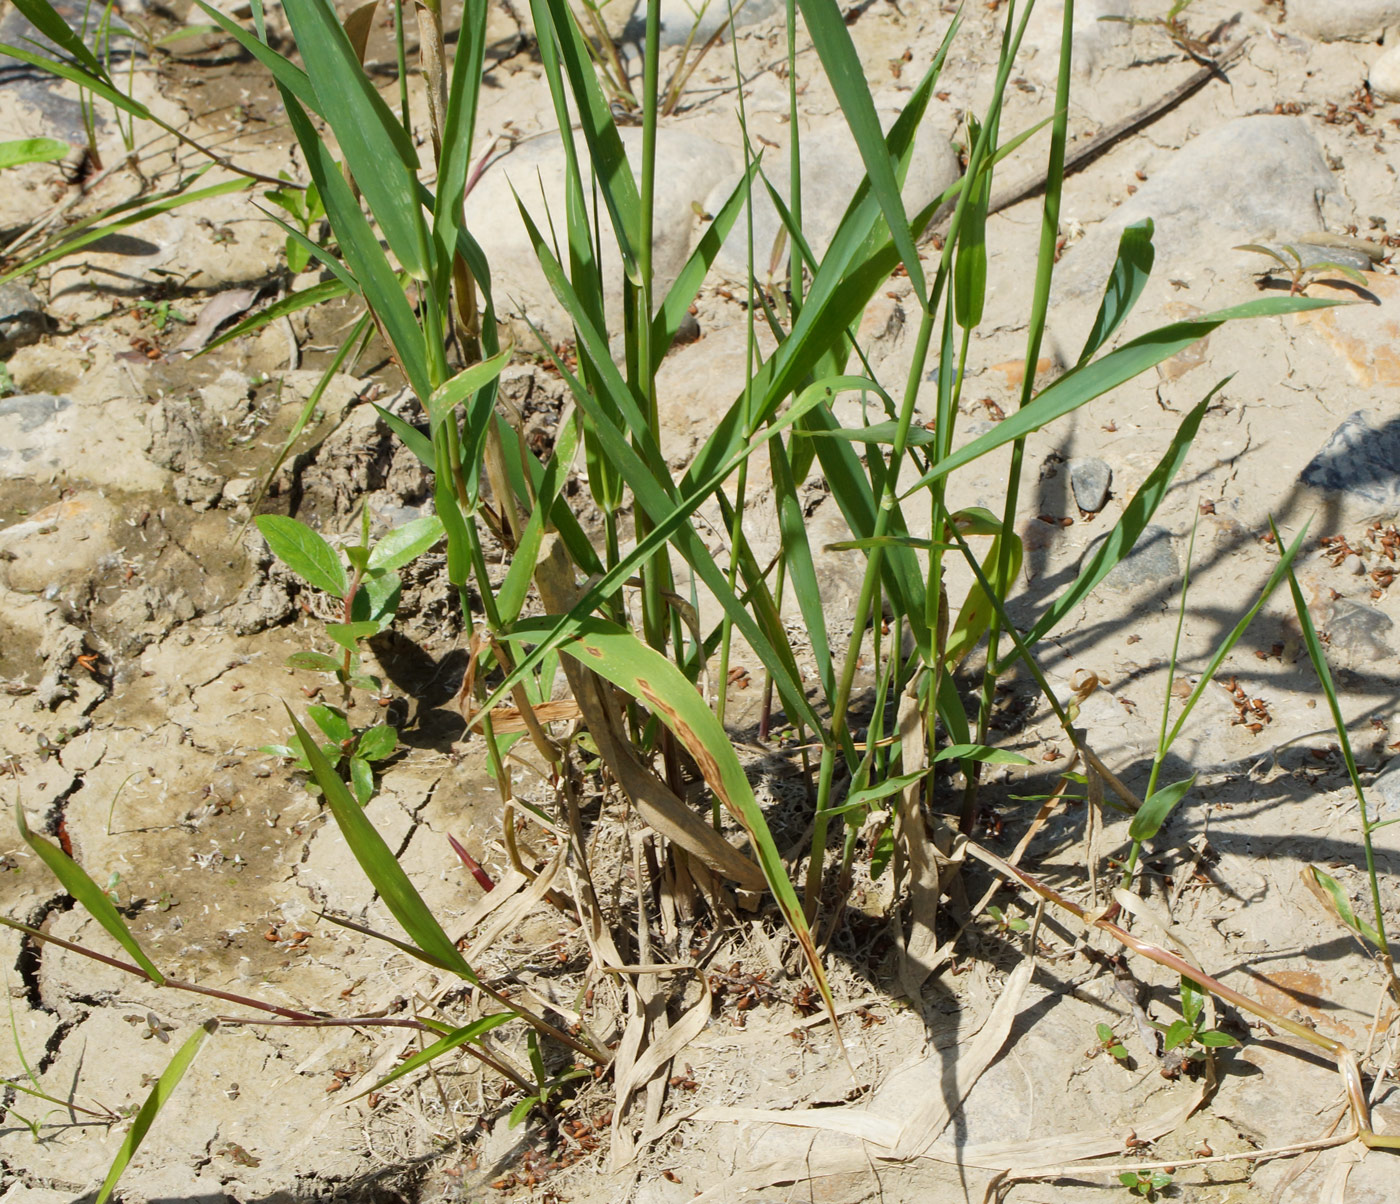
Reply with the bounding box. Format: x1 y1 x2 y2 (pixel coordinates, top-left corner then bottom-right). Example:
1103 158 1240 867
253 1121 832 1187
1343 553 1366 576
1068 457 1112 513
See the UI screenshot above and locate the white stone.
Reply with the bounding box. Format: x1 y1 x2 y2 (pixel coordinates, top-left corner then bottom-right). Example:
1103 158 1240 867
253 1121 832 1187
711 104 960 279
1288 0 1400 41
466 126 740 341
1370 43 1400 100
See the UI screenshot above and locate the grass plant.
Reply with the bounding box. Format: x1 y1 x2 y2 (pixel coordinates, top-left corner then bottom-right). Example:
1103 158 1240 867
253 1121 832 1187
5 0 1397 1195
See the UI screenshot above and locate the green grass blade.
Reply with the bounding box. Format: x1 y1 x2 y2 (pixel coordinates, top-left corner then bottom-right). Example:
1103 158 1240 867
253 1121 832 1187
533 0 640 275
191 0 318 110
650 159 759 375
795 0 926 301
375 404 434 468
0 175 248 286
282 95 432 401
954 113 990 330
7 0 105 75
901 296 1341 498
15 805 164 984
286 706 477 980
281 0 428 280
94 1020 216 1204
199 278 350 356
349 1013 513 1102
1077 219 1155 364
1019 390 1213 650
427 342 513 431
255 515 348 597
1162 521 1310 750
1128 773 1196 843
769 432 834 700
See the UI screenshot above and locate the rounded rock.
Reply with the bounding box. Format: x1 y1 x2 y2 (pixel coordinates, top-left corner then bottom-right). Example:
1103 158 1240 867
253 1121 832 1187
1068 457 1112 513
1371 44 1400 101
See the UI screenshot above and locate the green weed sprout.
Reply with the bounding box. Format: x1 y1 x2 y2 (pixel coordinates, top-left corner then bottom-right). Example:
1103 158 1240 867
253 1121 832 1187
1119 1168 1173 1200
1091 1022 1130 1063
1236 243 1368 296
264 174 327 274
1158 975 1238 1072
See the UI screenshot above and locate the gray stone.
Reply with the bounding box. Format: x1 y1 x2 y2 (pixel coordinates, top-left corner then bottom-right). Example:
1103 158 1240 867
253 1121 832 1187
0 393 71 478
1371 44 1400 101
1320 598 1393 661
1288 0 1400 42
1084 523 1179 592
0 283 47 357
1057 117 1338 298
1068 456 1111 513
1299 411 1400 511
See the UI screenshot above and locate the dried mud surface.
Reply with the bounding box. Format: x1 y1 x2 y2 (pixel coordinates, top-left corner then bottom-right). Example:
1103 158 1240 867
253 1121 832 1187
3 1 1400 1202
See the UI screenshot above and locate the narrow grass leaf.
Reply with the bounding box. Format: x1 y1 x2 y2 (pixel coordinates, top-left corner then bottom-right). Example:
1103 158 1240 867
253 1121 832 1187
1164 521 1310 750
191 0 318 111
954 112 989 330
200 278 349 356
287 706 477 980
796 0 926 300
1128 774 1196 842
282 96 431 401
15 805 164 984
1021 392 1212 650
650 160 759 375
1303 866 1381 946
0 175 248 286
1077 219 1155 364
932 744 1032 765
770 433 834 699
94 1020 216 1204
8 0 105 74
902 297 1341 497
427 343 513 431
350 1014 514 1102
282 0 427 279
375 405 434 468
255 515 348 597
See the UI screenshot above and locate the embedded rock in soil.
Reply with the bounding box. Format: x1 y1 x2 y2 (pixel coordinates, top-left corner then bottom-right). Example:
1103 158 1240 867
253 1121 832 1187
1287 0 1400 42
1315 596 1394 664
1056 116 1339 298
630 0 782 50
0 282 48 357
0 491 118 594
466 126 734 341
1299 409 1400 512
1019 0 1131 82
1372 44 1400 101
1068 456 1111 513
1083 523 1178 592
714 105 960 279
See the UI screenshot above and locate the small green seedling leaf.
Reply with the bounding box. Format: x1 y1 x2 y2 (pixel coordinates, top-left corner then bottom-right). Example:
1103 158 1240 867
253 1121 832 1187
325 621 379 652
15 805 164 984
931 744 1033 765
1128 773 1196 843
349 756 373 806
1197 1029 1239 1048
355 725 397 762
307 705 353 744
255 515 348 598
348 1013 514 1101
368 515 445 572
285 650 342 672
